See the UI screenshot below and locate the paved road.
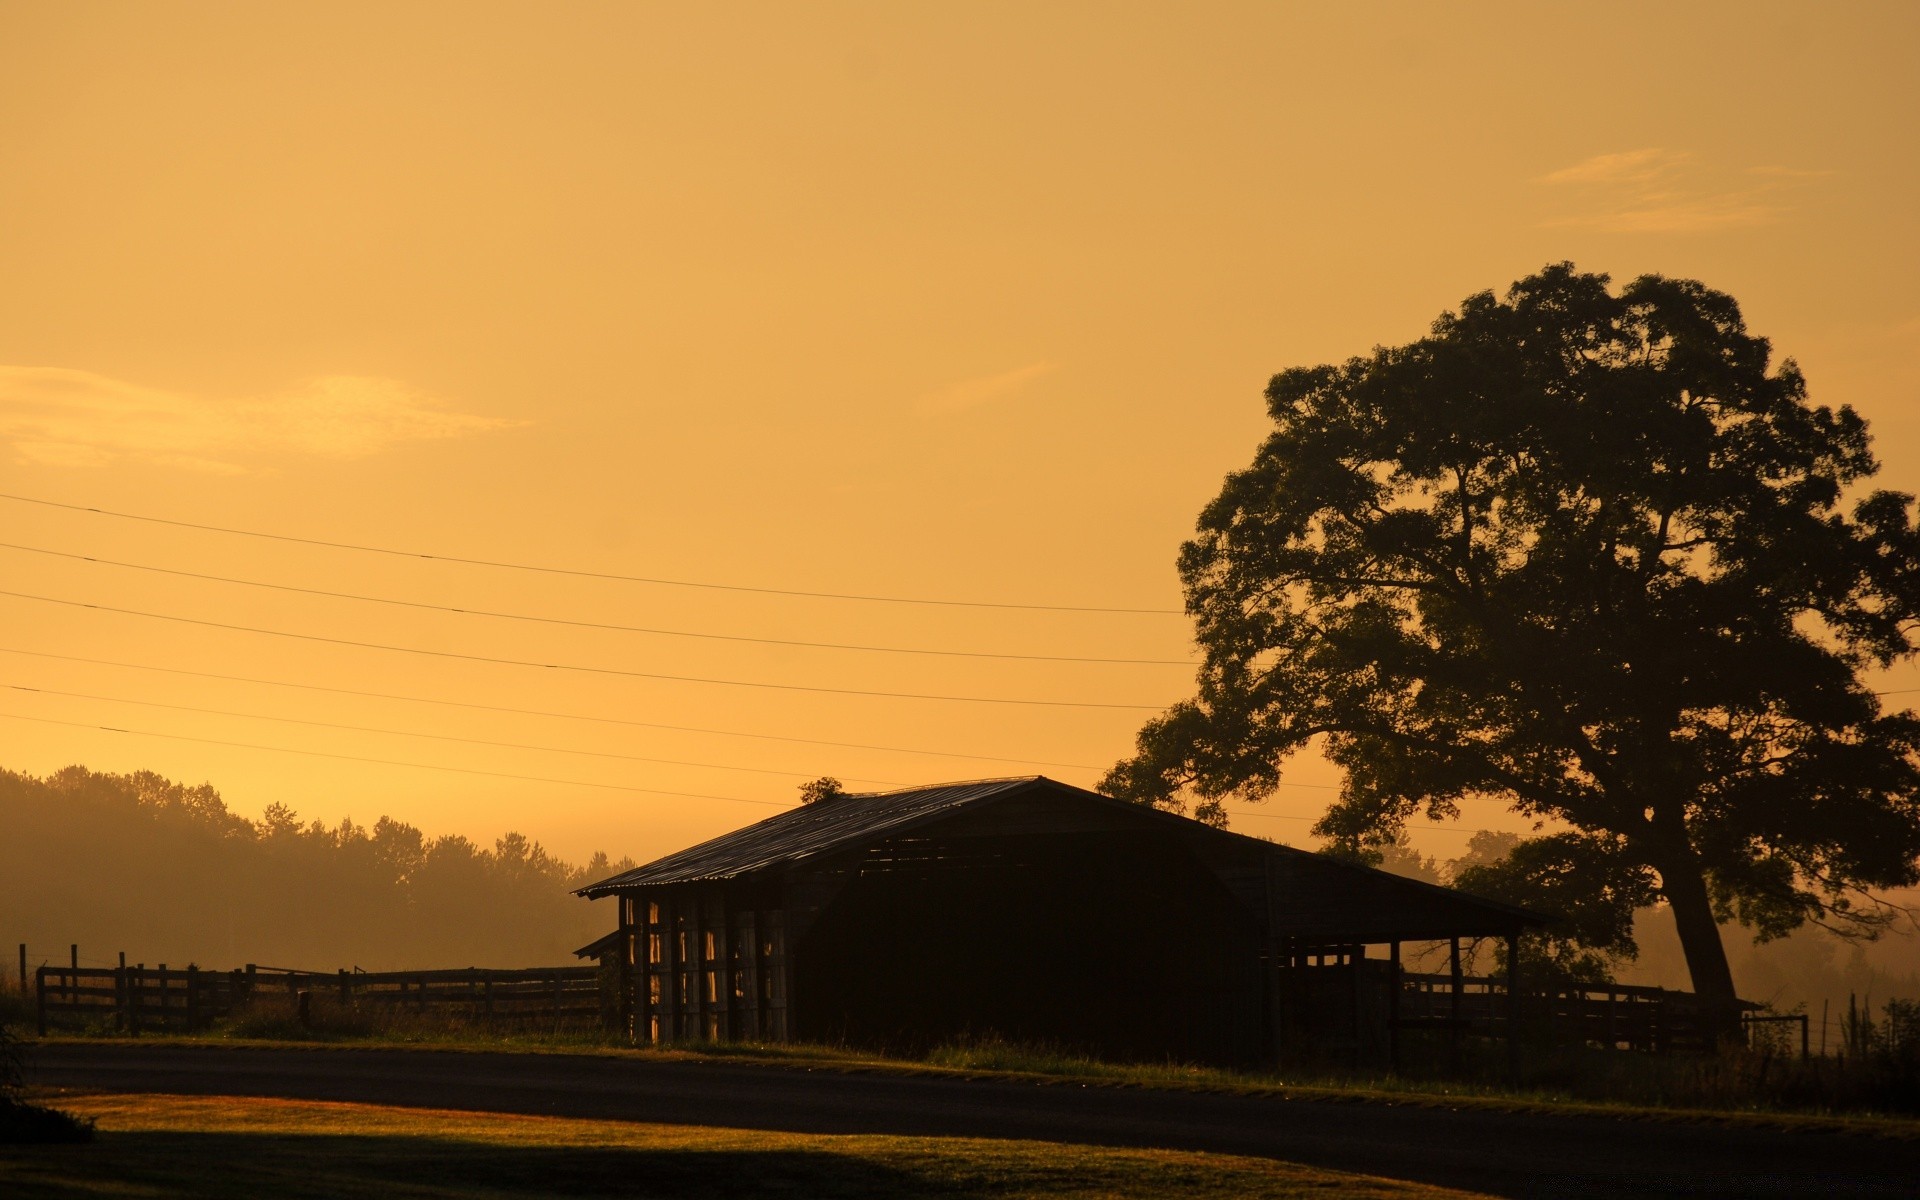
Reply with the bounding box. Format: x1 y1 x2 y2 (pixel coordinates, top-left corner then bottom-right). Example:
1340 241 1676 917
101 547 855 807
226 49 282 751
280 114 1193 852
26 1043 1917 1199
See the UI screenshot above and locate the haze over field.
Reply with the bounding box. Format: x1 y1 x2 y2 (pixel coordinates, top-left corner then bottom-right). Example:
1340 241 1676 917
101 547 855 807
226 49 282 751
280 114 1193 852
2 3 1917 999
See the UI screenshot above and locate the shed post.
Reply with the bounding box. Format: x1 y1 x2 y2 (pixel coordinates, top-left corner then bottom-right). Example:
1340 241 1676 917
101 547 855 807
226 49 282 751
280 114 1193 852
637 895 655 1044
1448 936 1464 1072
712 887 731 1042
659 892 679 1043
685 886 706 1041
1505 931 1521 1082
615 894 633 1041
1387 940 1402 1074
737 906 760 1041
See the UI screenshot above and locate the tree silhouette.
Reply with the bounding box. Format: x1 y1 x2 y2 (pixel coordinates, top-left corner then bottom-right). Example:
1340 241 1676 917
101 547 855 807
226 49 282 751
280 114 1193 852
1103 264 1920 1009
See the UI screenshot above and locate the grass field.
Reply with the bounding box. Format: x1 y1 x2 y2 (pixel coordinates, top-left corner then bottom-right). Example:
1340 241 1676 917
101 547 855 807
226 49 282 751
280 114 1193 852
1 1092 1489 1199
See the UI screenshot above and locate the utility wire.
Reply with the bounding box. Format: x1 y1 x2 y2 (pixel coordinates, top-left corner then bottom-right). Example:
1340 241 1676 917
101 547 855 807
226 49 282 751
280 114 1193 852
0 589 1167 711
1 683 899 786
0 646 1112 771
0 540 1191 666
0 709 789 808
0 492 1184 616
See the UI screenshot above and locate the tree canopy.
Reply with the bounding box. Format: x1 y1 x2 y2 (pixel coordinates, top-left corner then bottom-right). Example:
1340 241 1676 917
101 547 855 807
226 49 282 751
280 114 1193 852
1103 264 1920 1005
2 765 634 971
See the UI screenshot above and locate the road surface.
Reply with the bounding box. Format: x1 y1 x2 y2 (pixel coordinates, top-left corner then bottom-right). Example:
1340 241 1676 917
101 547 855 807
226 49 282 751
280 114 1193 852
26 1043 1916 1199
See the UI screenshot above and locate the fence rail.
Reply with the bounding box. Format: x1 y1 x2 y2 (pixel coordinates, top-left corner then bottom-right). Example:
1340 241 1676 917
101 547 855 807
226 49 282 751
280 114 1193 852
1393 970 1763 1055
35 962 603 1035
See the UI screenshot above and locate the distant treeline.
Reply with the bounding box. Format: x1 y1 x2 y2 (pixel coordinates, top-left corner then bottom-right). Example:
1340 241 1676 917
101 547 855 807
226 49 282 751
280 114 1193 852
1 766 635 975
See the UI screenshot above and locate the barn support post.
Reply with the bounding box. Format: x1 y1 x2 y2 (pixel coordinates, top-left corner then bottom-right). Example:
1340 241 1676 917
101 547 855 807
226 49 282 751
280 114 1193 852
1388 941 1402 1075
1505 931 1522 1082
637 895 655 1044
1265 938 1286 1072
769 907 792 1042
1351 944 1367 1067
712 888 731 1042
1448 937 1464 1073
659 892 679 1043
685 886 706 1041
616 893 634 1042
735 905 759 1041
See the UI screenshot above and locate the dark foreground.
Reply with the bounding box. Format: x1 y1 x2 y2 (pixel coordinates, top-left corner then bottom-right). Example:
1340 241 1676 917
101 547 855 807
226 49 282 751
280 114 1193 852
26 1043 1918 1199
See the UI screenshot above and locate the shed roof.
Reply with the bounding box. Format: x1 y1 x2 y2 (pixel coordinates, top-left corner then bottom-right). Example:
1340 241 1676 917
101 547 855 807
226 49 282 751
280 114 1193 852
576 777 1545 936
577 777 1041 895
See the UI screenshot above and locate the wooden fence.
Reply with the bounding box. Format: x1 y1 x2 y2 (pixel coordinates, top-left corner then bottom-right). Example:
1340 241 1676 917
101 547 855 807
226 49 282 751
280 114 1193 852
1393 970 1765 1056
35 962 603 1035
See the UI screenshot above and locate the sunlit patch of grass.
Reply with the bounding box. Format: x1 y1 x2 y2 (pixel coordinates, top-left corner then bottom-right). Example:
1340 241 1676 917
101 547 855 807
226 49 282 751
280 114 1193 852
0 1091 1489 1199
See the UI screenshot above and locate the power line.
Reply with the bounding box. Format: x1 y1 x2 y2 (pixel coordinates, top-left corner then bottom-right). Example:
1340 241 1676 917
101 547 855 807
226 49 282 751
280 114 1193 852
0 540 1192 666
0 492 1185 616
0 646 1114 771
0 709 789 808
0 589 1168 711
1 683 900 786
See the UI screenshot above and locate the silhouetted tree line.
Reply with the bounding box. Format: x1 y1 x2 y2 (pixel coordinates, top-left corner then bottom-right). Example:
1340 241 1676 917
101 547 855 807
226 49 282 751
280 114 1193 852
1 766 635 973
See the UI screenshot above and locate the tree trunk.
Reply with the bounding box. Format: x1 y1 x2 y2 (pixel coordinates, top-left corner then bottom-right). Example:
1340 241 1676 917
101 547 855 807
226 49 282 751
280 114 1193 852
1659 852 1742 1040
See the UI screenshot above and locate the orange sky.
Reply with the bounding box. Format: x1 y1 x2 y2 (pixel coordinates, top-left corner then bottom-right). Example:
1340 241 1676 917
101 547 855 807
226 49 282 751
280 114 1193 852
1 1 1916 868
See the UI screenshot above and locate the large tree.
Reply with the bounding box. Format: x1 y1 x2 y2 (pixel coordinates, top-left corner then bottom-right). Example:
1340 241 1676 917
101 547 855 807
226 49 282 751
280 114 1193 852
1103 264 1920 1006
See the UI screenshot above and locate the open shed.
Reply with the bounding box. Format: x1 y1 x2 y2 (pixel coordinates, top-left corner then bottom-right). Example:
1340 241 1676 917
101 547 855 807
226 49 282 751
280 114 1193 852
576 776 1543 1066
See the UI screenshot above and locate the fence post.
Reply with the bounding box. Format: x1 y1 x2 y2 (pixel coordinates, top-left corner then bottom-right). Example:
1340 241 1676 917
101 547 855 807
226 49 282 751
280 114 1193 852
186 965 200 1031
17 944 24 999
35 966 47 1036
130 965 144 1037
117 952 128 1033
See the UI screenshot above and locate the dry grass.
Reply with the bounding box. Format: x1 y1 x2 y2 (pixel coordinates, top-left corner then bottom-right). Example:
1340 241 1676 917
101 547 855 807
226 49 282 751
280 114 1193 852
0 1091 1490 1199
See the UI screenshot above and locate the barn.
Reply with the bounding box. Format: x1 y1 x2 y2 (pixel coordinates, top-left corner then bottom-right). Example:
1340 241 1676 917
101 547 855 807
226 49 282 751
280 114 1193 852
576 776 1542 1066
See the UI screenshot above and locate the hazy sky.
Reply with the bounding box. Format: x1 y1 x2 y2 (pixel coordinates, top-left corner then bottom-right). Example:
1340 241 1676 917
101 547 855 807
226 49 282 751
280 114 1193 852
2 1 1916 867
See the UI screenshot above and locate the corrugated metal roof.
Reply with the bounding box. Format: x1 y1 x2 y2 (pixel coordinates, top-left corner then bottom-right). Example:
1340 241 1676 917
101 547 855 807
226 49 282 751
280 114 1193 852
575 776 1046 895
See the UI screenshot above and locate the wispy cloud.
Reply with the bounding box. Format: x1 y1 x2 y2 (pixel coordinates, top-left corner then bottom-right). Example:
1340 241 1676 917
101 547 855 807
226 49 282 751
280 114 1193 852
0 367 521 473
1541 148 1692 187
917 361 1056 417
1538 149 1825 234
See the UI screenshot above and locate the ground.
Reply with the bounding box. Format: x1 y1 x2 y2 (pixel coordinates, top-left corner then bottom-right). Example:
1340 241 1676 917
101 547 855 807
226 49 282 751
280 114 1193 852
3 1092 1482 1200
15 1043 1920 1198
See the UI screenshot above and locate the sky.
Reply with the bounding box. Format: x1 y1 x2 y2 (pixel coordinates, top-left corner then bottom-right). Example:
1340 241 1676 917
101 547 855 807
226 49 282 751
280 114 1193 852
1 1 1916 869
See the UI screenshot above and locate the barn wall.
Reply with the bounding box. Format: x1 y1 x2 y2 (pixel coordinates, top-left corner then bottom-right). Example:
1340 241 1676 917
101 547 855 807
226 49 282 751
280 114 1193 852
789 828 1268 1065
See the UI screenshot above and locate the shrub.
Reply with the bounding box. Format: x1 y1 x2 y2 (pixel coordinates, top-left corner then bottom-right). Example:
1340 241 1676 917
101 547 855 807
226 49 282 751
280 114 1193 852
0 1019 94 1144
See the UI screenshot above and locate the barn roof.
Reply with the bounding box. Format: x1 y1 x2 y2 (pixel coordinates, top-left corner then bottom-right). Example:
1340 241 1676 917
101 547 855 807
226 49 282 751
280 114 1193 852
576 777 1043 895
576 776 1545 939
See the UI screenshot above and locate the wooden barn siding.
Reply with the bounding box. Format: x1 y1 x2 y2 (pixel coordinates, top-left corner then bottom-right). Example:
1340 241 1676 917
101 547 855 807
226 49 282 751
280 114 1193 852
627 883 791 1045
